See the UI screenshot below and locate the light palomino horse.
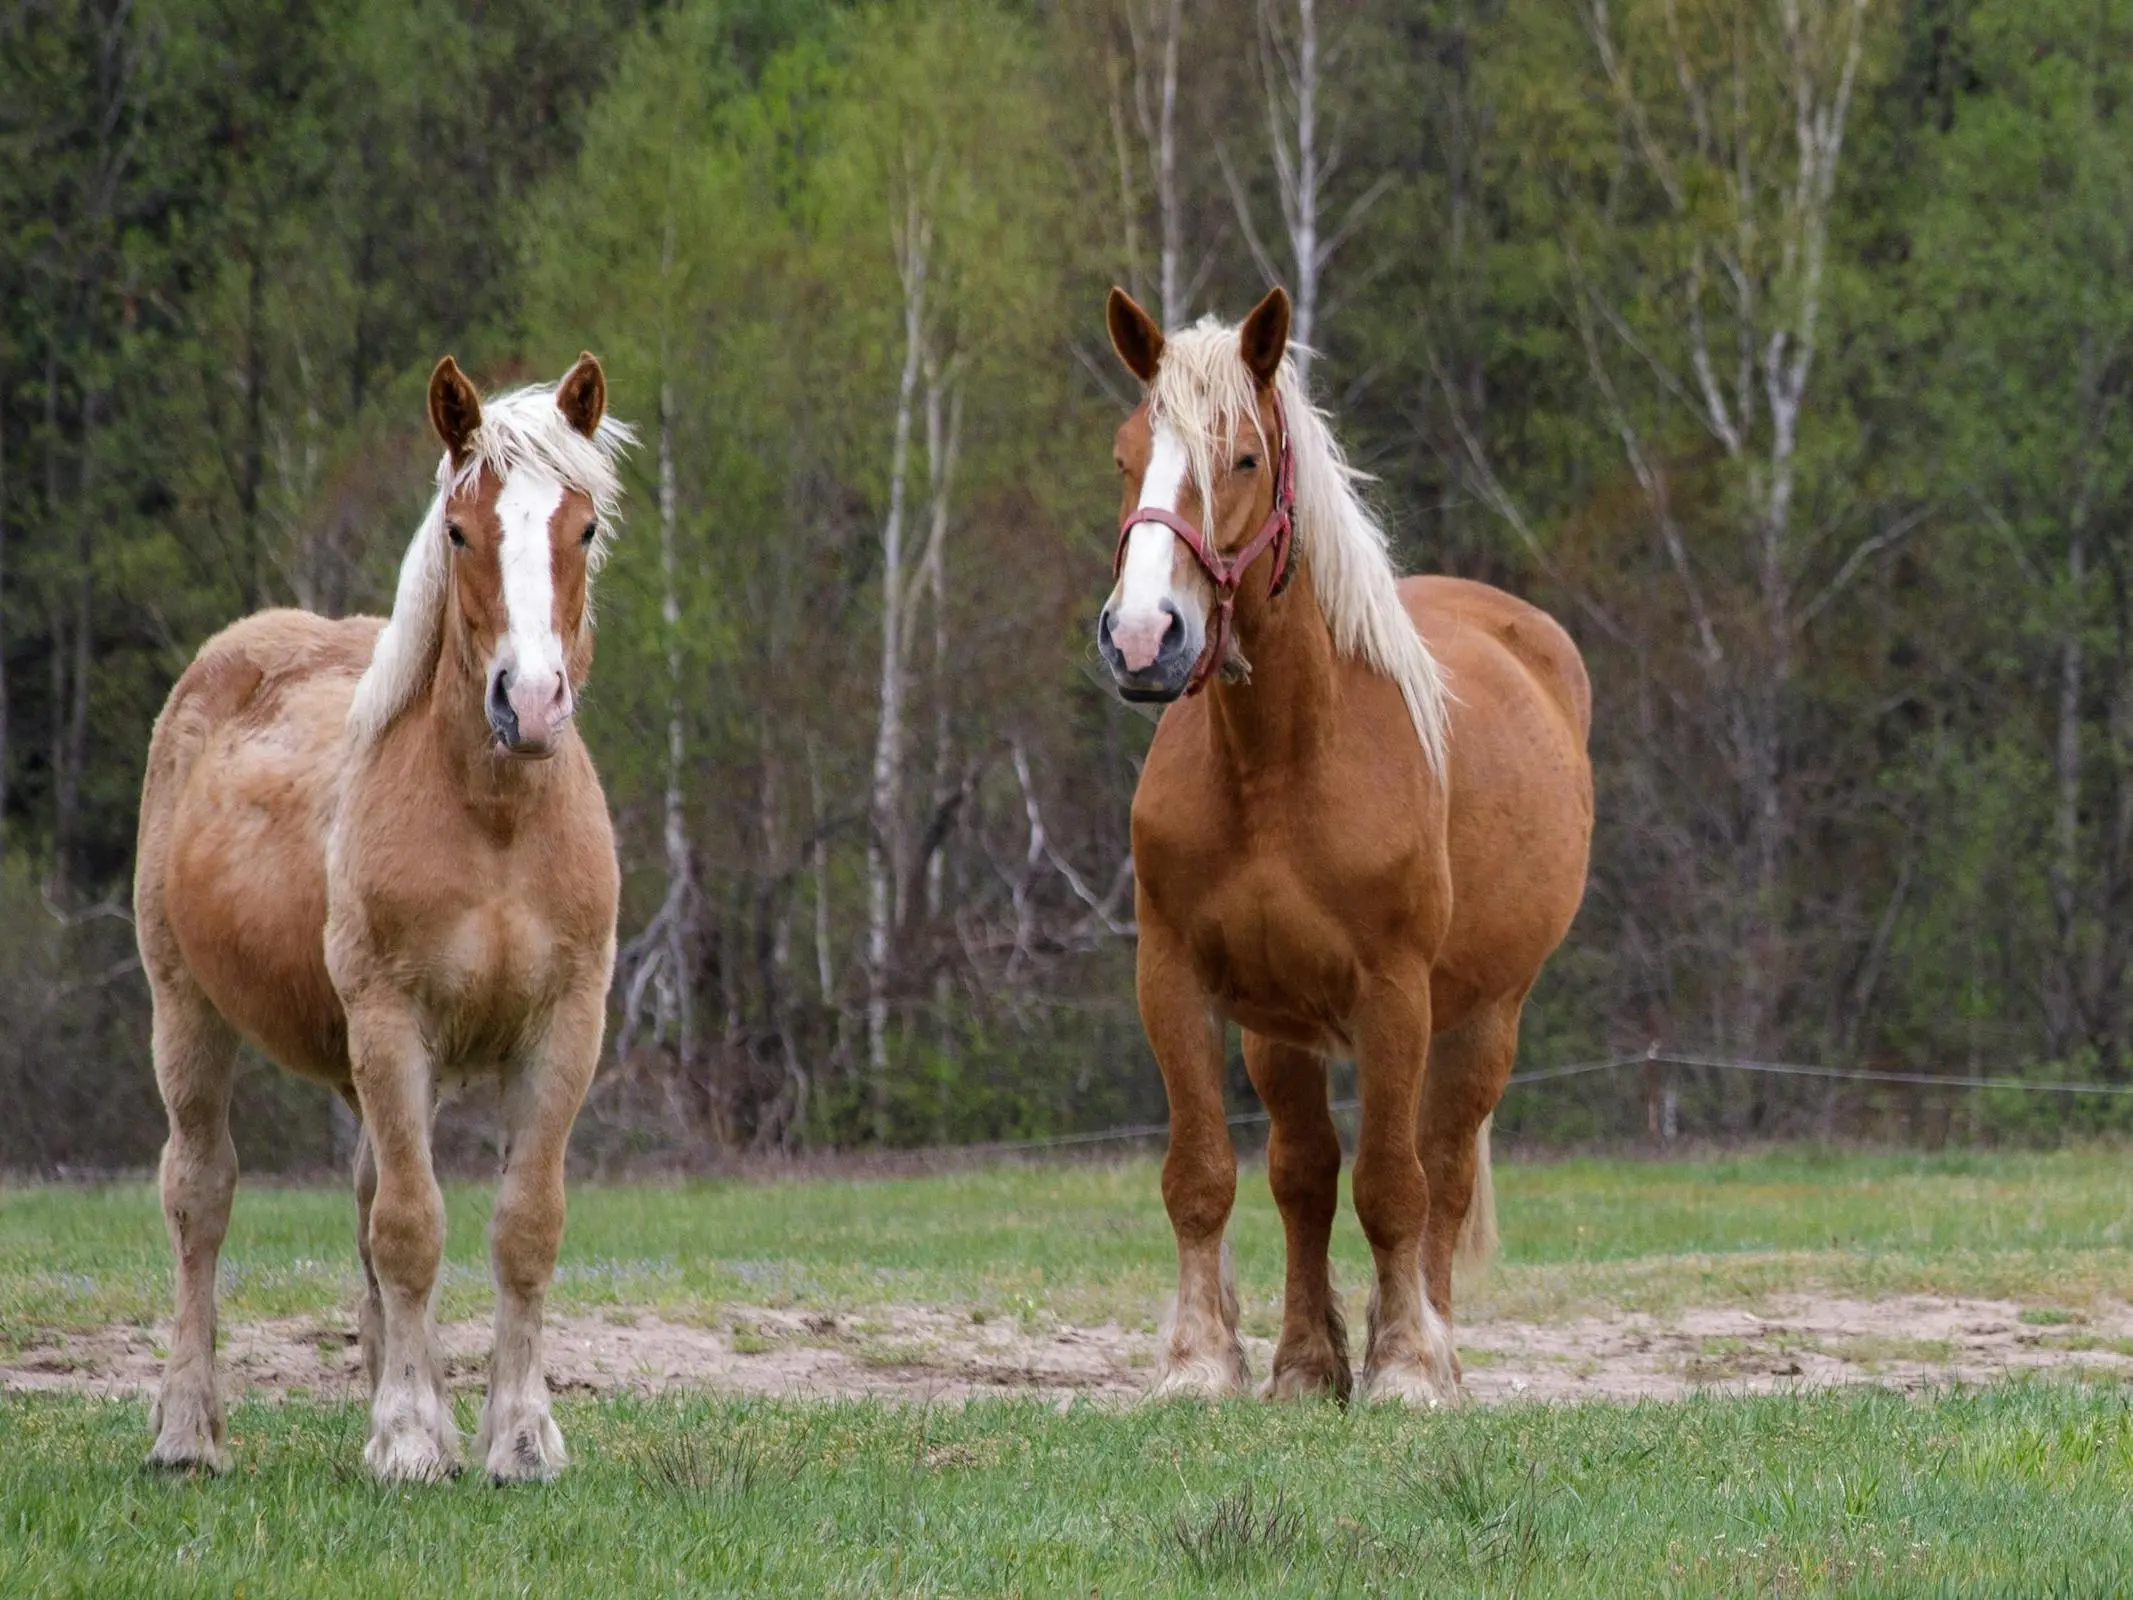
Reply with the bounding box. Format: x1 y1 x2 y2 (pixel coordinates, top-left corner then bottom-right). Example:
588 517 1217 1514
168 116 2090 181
1096 288 1592 1404
134 355 632 1481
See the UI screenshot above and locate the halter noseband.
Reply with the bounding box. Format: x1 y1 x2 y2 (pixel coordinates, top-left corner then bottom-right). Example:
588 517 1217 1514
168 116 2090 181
1111 392 1298 696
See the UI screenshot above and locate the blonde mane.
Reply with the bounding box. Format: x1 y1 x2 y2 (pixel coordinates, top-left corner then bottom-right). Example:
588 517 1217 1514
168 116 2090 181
1147 318 1450 775
347 384 636 746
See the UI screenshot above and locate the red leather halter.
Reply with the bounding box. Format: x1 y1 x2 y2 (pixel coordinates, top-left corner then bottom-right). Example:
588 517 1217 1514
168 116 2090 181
1111 393 1297 695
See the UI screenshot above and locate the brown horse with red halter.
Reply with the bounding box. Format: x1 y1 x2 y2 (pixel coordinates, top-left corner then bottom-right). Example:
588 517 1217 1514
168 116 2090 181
1111 391 1295 695
1097 287 1592 1404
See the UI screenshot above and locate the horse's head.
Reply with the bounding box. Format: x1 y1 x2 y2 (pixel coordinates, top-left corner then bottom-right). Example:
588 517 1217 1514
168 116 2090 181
426 354 611 760
1097 286 1294 702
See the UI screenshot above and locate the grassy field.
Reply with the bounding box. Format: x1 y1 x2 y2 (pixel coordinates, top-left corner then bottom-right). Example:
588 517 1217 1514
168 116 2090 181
7 1148 2133 1595
8 1380 2133 1594
7 1146 2133 1342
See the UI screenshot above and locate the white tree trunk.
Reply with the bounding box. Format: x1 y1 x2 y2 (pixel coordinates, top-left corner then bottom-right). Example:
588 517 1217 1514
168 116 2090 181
2050 514 2089 1055
659 376 704 1076
1127 0 1186 326
920 361 963 919
1290 0 1319 365
1104 42 1148 312
1156 0 1182 326
918 360 964 1141
1568 0 1868 1053
809 737 835 1002
1221 0 1389 386
615 370 702 1121
866 190 930 1139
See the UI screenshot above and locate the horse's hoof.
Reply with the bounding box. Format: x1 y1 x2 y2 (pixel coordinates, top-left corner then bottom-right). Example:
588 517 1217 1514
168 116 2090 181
145 1393 228 1473
479 1409 567 1485
144 1434 230 1474
366 1376 462 1485
1358 1359 1460 1409
1148 1345 1252 1401
365 1419 461 1484
1261 1351 1353 1403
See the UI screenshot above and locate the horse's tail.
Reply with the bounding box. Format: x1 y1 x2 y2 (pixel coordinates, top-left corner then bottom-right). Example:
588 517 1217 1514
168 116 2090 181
1454 1114 1499 1275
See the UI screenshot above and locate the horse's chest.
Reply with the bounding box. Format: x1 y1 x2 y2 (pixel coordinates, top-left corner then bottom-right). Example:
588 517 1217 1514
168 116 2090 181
427 901 564 1061
1180 858 1365 1031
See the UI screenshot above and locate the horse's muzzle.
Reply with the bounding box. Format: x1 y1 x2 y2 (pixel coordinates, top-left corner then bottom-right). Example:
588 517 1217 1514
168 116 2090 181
1097 601 1197 702
488 665 571 758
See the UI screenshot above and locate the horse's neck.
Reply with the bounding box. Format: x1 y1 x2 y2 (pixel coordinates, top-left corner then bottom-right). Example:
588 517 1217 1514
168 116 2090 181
401 637 556 824
1203 561 1338 770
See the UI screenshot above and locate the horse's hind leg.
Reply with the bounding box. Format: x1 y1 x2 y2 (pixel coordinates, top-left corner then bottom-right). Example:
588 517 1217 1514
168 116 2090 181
342 1089 384 1397
1417 996 1521 1330
348 1001 458 1483
145 973 240 1471
475 985 602 1483
1140 916 1250 1398
1244 1034 1351 1401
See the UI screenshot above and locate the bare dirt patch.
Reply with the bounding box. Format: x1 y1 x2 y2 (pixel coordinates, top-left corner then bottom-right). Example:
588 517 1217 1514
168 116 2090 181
1458 1295 2133 1401
10 1295 2132 1407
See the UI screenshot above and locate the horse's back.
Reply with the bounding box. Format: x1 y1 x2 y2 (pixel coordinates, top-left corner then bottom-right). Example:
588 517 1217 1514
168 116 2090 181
1401 576 1590 745
138 609 384 1083
1400 576 1593 1018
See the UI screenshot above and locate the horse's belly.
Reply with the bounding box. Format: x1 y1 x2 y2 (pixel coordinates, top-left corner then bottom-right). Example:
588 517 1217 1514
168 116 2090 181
1189 867 1361 1045
166 749 346 1081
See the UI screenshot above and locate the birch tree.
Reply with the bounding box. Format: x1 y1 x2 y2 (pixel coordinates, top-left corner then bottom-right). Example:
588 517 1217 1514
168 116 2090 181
1220 0 1391 384
1905 0 2133 1065
1104 0 1219 328
822 4 1067 1137
518 11 744 1135
864 182 929 1128
1544 0 1883 1052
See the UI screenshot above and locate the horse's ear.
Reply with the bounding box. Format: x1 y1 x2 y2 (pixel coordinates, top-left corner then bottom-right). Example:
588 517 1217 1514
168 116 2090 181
1239 286 1291 389
1107 287 1164 385
427 357 483 464
555 351 607 439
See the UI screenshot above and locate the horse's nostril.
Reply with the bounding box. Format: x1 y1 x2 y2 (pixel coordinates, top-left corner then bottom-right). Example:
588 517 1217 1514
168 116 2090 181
487 669 519 744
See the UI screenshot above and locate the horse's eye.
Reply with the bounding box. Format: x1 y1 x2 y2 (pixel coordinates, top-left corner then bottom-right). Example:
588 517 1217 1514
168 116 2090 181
445 521 467 549
1236 454 1259 472
581 522 599 547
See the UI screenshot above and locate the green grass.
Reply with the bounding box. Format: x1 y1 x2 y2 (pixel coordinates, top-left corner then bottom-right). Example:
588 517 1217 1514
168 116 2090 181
7 1146 2133 1348
7 1382 2133 1596
10 1148 2133 1593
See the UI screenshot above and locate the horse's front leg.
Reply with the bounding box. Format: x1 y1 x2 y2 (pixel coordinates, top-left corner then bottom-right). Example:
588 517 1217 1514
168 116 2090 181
475 981 603 1483
1140 914 1250 1398
1351 966 1459 1406
348 998 459 1482
1244 1033 1351 1401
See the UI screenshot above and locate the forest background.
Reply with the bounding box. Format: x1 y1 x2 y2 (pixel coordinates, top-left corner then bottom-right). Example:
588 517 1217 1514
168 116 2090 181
4 0 2127 1170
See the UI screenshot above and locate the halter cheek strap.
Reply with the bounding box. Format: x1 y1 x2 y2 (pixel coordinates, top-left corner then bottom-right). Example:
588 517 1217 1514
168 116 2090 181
1111 393 1298 695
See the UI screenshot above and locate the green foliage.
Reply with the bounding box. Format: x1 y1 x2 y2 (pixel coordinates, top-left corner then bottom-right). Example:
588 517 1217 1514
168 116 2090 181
8 0 2133 1163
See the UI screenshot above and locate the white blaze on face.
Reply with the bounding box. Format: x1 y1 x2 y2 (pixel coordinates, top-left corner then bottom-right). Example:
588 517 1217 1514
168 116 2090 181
1110 426 1191 673
494 469 571 744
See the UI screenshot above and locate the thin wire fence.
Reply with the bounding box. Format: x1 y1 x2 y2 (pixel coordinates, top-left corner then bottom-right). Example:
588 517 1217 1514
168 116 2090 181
955 1049 2133 1157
